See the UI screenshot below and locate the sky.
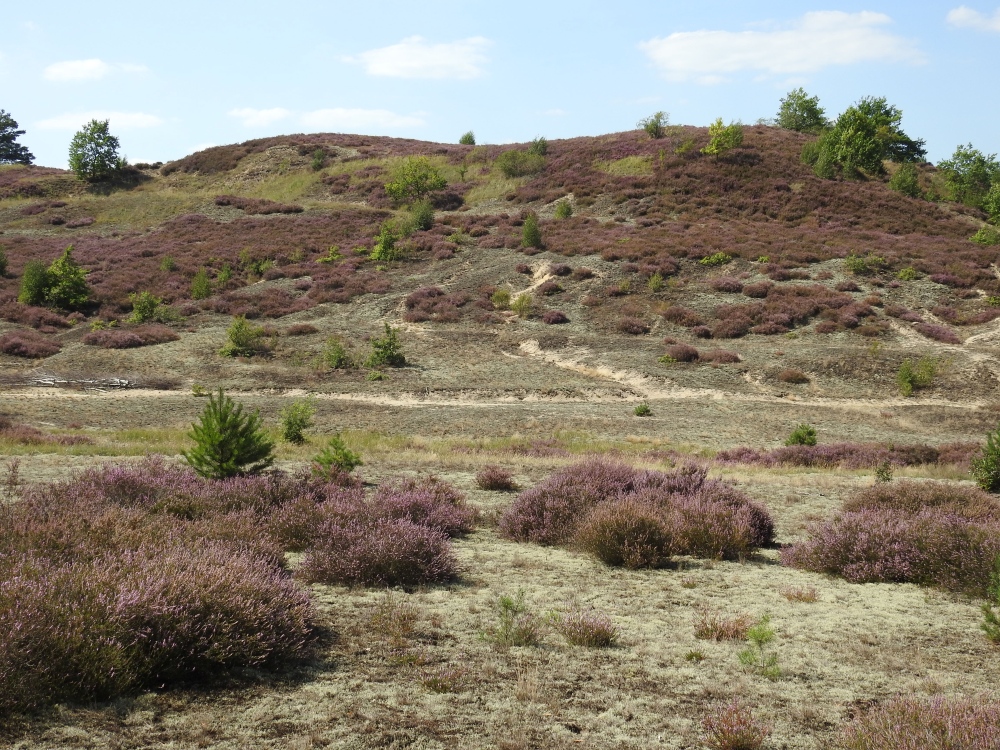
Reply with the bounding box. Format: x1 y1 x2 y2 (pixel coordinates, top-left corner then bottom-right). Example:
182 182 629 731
2 1 999 168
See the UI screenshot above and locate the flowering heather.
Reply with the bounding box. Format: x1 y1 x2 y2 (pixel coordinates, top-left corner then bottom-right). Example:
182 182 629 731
662 306 705 327
371 476 475 537
840 695 1000 750
716 441 978 471
214 194 303 214
665 344 699 362
0 329 60 358
742 282 773 298
498 460 773 562
0 542 315 715
701 700 771 750
914 322 962 344
700 349 741 364
542 310 569 324
618 317 651 335
298 519 457 587
710 277 744 293
782 507 1000 595
550 605 619 647
82 323 179 349
843 480 1000 522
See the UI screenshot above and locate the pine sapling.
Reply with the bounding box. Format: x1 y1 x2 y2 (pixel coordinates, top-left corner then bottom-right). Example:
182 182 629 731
182 389 275 479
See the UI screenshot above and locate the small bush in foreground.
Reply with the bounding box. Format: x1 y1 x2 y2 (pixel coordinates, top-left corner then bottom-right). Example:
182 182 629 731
840 695 1000 750
183 389 275 479
311 434 362 478
476 465 517 491
549 605 619 647
785 424 817 446
280 398 315 444
0 330 60 358
482 590 541 647
701 699 771 750
298 519 456 587
972 423 1000 493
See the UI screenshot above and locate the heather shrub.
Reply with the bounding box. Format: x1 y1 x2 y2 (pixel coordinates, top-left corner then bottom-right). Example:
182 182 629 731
371 476 474 538
0 329 60 358
914 322 961 344
665 344 699 362
742 281 772 298
777 368 809 384
286 323 318 336
782 508 1000 595
785 424 817 446
575 499 673 568
701 699 770 750
694 609 754 641
700 349 741 364
662 305 705 327
972 423 1000 493
618 316 650 335
0 543 315 714
843 481 1000 522
280 398 315 444
712 317 752 339
840 695 1000 750
83 324 179 349
183 389 275 479
549 605 619 647
542 309 568 324
298 518 456 587
476 465 517 491
710 277 744 293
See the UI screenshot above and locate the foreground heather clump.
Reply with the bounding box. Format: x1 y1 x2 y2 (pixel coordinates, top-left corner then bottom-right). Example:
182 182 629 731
840 695 1000 750
782 481 1000 595
498 459 774 565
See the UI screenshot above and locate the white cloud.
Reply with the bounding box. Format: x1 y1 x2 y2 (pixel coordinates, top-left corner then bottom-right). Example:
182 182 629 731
346 36 491 79
37 111 163 131
947 5 1000 31
43 58 149 82
228 107 292 127
300 108 424 131
639 11 923 84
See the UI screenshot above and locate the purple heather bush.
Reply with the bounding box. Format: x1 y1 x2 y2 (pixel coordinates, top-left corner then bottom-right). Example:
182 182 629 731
717 442 979 471
710 276 744 293
542 310 569 324
914 322 961 344
840 695 1000 750
0 329 61 358
371 476 475 538
782 481 1000 595
476 465 518 491
498 460 773 565
701 699 771 750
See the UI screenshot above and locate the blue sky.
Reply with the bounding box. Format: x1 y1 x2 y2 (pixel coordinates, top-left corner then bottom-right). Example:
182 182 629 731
3 1 998 167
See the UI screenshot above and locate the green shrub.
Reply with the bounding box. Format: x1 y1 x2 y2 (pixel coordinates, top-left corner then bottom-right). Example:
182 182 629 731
897 357 936 397
220 315 267 357
737 615 780 680
785 424 817 446
521 212 542 249
182 389 275 478
280 398 315 444
17 260 48 306
482 590 541 647
699 252 732 267
459 131 476 146
311 434 362 478
511 293 533 319
888 163 921 198
496 150 546 178
637 111 668 139
701 119 744 156
491 288 511 310
409 200 434 232
127 291 161 324
310 148 326 171
323 337 353 369
896 267 918 281
972 424 1000 492
217 264 232 285
365 323 405 368
370 221 402 262
384 157 446 203
844 252 888 275
190 268 212 299
647 272 664 292
634 403 651 417
776 88 827 133
43 246 90 310
553 200 573 219
971 225 1000 246
0 245 7 277
527 137 548 156
984 183 1000 224
159 256 177 272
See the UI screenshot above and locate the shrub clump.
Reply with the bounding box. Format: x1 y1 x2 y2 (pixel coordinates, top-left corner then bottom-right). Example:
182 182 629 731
83 324 179 349
840 695 1000 750
701 699 771 750
972 423 1000 492
617 317 650 335
549 605 619 647
476 465 517 491
498 460 774 564
782 481 1000 595
665 344 699 362
542 310 569 324
777 368 809 384
0 329 61 358
785 424 817 446
710 277 744 293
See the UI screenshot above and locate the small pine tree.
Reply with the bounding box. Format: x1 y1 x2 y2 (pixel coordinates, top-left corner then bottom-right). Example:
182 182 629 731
982 557 1000 643
972 424 1000 492
785 424 817 446
370 221 402 262
553 200 573 219
323 337 353 369
190 268 212 300
280 398 315 444
521 212 542 249
182 389 275 479
365 323 405 368
311 434 362 479
459 131 476 146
